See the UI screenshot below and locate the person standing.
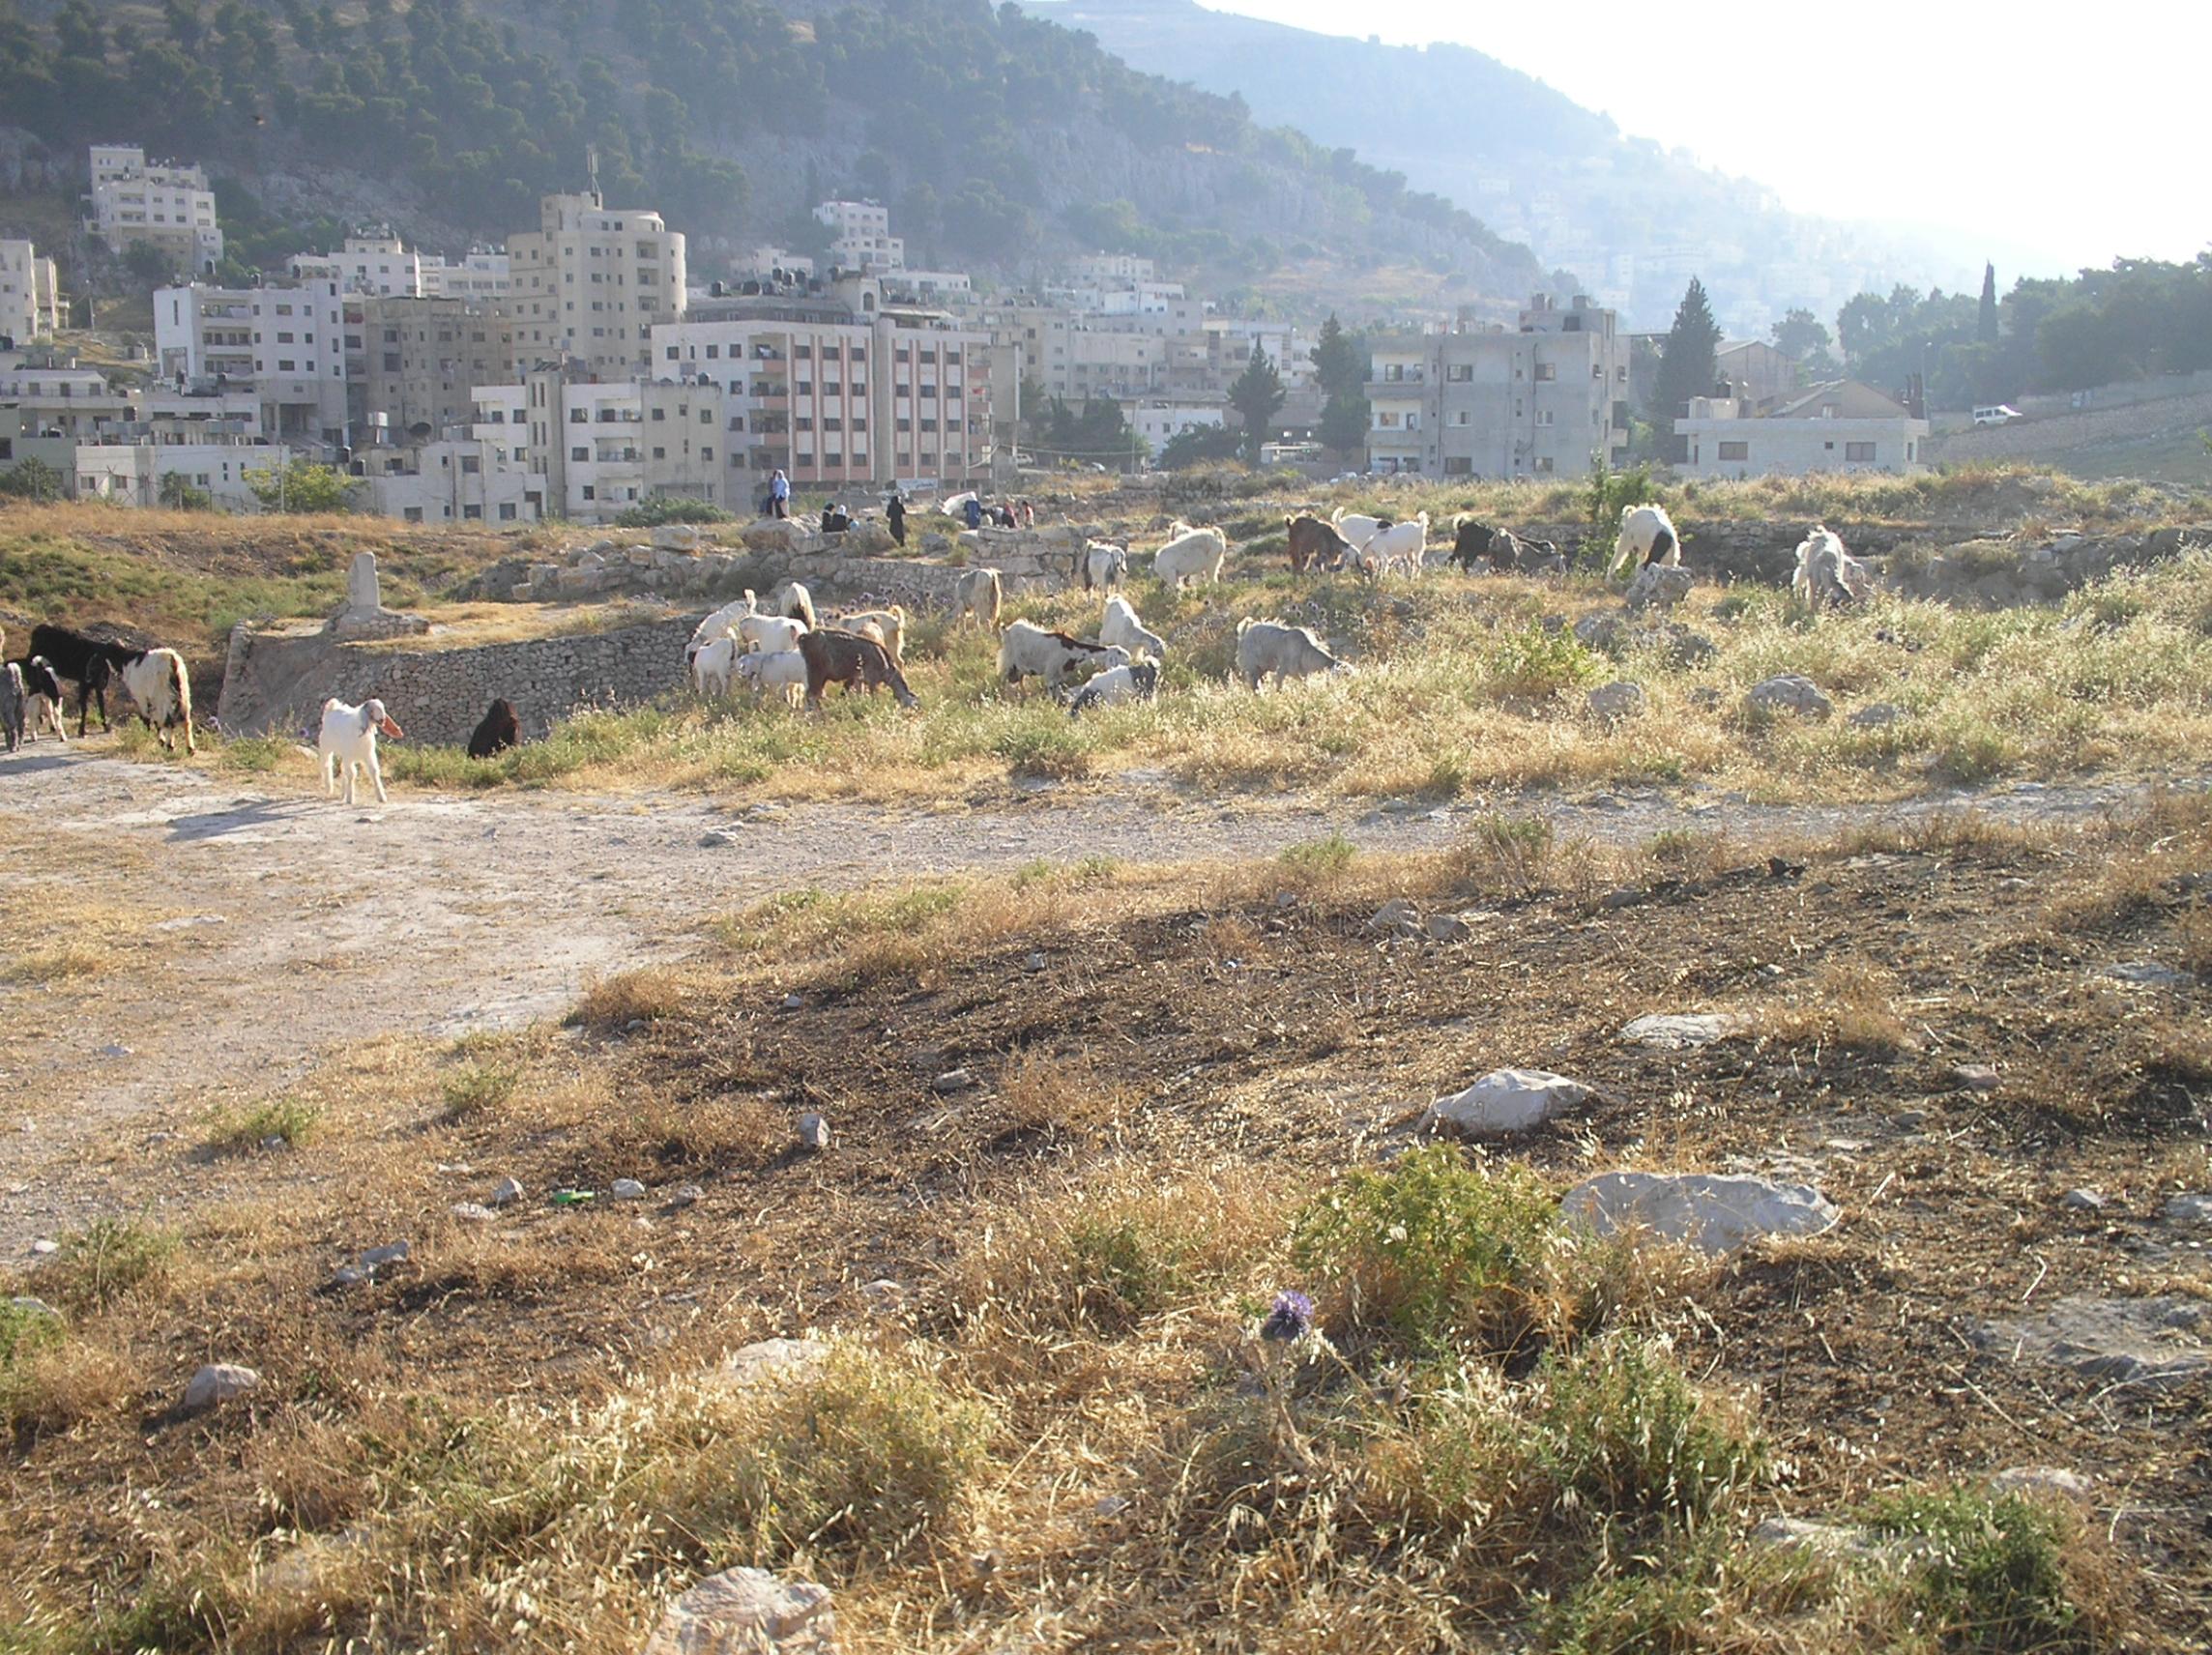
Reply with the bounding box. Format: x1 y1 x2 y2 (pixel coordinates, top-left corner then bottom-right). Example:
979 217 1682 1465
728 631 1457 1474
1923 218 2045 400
886 491 908 547
770 468 791 519
963 494 984 531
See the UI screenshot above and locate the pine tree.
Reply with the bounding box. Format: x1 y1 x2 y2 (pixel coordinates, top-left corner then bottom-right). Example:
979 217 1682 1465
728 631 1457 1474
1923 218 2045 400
1309 312 1363 398
1978 262 1999 344
1228 339 1286 465
1650 277 1722 464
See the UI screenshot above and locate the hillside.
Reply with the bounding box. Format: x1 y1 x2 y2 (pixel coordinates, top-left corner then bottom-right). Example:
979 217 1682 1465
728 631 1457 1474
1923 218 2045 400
1014 0 1937 332
1 0 1547 312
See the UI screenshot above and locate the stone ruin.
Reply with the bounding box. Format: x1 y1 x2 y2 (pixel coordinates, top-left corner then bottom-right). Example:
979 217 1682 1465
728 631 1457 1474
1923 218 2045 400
327 551 430 640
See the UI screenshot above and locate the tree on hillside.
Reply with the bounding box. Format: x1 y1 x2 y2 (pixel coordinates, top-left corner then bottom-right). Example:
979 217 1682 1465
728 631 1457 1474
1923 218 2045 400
1228 339 1286 465
1650 277 1721 463
1979 262 1999 344
1157 422 1242 470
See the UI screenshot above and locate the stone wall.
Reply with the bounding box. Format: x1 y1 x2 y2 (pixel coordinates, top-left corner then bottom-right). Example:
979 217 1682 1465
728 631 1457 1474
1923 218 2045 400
218 613 701 745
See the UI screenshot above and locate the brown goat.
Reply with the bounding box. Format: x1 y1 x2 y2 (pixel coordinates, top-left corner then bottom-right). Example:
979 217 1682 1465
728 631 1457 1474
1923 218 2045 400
798 626 919 710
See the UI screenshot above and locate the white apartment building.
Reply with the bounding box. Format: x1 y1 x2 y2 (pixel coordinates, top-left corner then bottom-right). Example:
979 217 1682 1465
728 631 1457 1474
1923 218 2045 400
1368 295 1630 479
361 436 544 525
427 249 511 303
0 242 62 344
1675 380 1929 479
85 144 223 272
155 278 351 448
74 435 269 511
1124 398 1226 452
814 200 905 272
1069 253 1156 283
503 191 686 380
652 276 992 494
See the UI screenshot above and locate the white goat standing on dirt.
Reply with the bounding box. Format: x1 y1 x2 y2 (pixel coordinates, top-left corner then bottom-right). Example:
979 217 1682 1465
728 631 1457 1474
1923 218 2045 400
319 697 405 805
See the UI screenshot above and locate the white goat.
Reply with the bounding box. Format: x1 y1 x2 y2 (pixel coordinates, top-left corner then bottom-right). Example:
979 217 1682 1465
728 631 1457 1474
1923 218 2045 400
767 579 817 630
1791 524 1874 612
120 648 196 754
1152 523 1228 589
1084 540 1129 598
1357 512 1430 578
1329 508 1389 548
736 648 808 709
319 696 404 805
835 606 907 665
692 630 742 698
1608 504 1681 582
954 567 1004 629
686 591 758 665
1067 659 1160 717
1099 595 1165 661
740 613 809 655
998 621 1131 690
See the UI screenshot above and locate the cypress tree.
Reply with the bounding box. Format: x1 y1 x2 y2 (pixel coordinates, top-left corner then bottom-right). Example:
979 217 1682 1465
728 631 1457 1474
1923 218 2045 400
1651 277 1722 464
1978 262 1999 344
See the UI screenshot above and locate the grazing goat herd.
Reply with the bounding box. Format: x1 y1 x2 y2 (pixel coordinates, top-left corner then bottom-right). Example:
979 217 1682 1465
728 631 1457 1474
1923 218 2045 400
3 505 1874 795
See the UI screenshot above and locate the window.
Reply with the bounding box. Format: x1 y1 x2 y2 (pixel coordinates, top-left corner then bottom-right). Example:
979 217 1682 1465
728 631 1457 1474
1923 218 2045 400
403 507 423 522
463 505 482 520
653 446 666 460
1717 440 1749 462
383 354 401 372
569 409 587 422
700 410 713 425
795 344 812 359
461 455 480 474
571 446 589 461
582 484 596 500
500 503 517 521
850 417 866 432
826 452 841 467
796 381 812 396
705 343 719 359
1451 411 1470 426
1535 410 1554 426
1443 456 1471 476
701 448 713 462
651 407 666 421
1534 363 1556 382
665 346 680 361
796 417 814 432
1846 442 1877 462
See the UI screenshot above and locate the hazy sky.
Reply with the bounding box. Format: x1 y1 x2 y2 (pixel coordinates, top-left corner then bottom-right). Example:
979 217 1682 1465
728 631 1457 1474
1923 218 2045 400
1193 0 2206 278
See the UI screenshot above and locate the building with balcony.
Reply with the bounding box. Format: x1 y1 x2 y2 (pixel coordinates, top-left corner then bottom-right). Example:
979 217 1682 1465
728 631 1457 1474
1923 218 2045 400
652 273 991 493
813 200 904 272
0 242 62 344
85 144 223 273
154 277 351 449
359 296 515 443
502 190 685 379
1366 295 1629 479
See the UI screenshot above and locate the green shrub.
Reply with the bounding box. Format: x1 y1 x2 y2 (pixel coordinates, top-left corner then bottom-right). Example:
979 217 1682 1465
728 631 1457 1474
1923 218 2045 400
1867 1485 2091 1653
0 1296 62 1372
1279 832 1356 875
203 1095 323 1153
47 1218 179 1312
1490 624 1599 701
1291 1145 1559 1357
1535 1334 1765 1523
612 497 736 527
443 1062 521 1120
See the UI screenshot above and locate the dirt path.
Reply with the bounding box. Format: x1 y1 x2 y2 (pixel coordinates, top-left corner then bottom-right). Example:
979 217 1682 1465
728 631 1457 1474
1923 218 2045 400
0 746 2190 1252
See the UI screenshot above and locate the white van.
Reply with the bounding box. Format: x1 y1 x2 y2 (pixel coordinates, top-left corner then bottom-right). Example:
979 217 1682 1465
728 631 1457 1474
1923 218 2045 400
1972 405 2023 426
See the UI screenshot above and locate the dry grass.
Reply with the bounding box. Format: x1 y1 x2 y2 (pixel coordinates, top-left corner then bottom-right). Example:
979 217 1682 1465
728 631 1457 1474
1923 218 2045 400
569 964 699 1029
4 804 2208 1650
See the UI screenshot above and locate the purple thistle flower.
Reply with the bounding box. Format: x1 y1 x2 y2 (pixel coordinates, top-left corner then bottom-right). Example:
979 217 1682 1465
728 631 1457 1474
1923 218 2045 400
1261 1290 1315 1343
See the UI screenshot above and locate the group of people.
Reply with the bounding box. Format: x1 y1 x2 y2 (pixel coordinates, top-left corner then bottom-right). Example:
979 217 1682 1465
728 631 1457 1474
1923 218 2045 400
960 495 1033 532
755 475 1036 548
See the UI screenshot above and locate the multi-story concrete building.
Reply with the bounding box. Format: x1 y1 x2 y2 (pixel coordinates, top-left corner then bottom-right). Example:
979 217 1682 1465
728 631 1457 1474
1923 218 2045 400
503 191 685 379
0 359 131 440
1069 253 1156 283
1123 397 1227 453
360 436 545 525
427 249 511 303
0 242 62 344
85 144 223 273
359 296 514 443
154 277 351 449
1366 294 1630 479
813 200 904 272
651 275 992 495
1674 380 1929 479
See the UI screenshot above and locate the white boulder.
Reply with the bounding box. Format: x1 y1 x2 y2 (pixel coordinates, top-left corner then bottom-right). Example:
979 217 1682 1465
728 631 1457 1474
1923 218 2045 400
1586 681 1647 722
640 1567 837 1654
183 1362 261 1414
1422 1068 1593 1137
1562 1171 1840 1253
1746 675 1833 719
1618 1013 1745 1050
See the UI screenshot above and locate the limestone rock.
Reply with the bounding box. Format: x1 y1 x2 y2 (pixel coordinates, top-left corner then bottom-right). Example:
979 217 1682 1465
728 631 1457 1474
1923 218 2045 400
640 1566 836 1655
1425 912 1471 943
1586 681 1646 721
491 1176 524 1206
652 524 702 553
1619 1013 1745 1051
1562 1171 1840 1254
183 1362 261 1414
2162 1193 2212 1225
1622 563 1695 615
798 1113 830 1151
742 519 808 553
1991 1466 2095 1502
1848 702 1902 728
1950 1062 2001 1091
932 1068 977 1093
612 1178 648 1202
1423 1068 1593 1137
2102 960 2192 988
1975 1294 2210 1389
1368 898 1421 936
450 1203 498 1223
2061 1188 2106 1211
723 1337 831 1390
1746 674 1833 718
